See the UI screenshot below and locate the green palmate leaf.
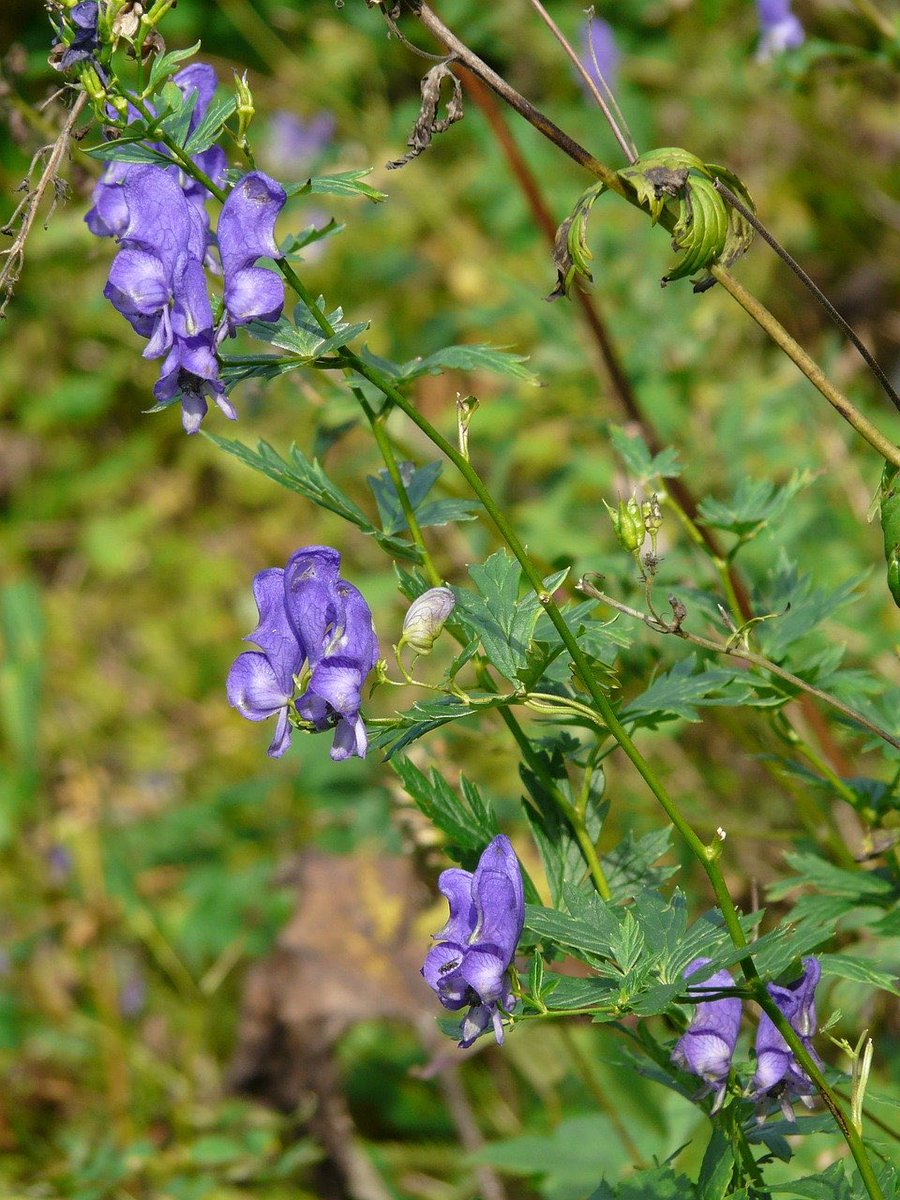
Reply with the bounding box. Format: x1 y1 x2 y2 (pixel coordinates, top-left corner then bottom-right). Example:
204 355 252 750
622 654 751 727
159 82 198 148
399 343 540 385
452 551 569 685
368 693 507 758
879 459 900 606
767 850 894 904
524 901 619 962
697 471 814 538
535 973 619 1013
817 952 900 995
609 425 682 482
589 1165 697 1200
390 755 497 851
756 560 864 661
85 139 172 165
549 179 607 298
184 94 237 155
366 460 479 535
284 169 388 203
472 1114 632 1196
601 828 676 902
769 1161 854 1200
201 435 413 558
147 41 202 90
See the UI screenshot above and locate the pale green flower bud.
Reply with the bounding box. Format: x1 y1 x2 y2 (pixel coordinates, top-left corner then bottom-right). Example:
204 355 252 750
399 587 456 655
642 493 663 554
234 71 255 146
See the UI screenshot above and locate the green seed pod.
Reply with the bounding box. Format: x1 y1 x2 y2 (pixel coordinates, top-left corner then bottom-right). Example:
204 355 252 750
880 460 900 608
605 497 645 554
399 587 456 655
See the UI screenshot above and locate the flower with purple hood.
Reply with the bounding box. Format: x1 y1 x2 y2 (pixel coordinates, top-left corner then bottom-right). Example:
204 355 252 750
227 546 378 760
422 835 525 1048
751 957 822 1119
103 164 230 433
263 110 335 175
102 161 286 431
216 170 287 338
756 0 805 59
86 63 226 241
672 957 742 1112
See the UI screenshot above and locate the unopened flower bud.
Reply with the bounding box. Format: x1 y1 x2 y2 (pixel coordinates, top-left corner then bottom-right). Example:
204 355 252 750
605 496 645 554
399 587 455 655
234 70 255 145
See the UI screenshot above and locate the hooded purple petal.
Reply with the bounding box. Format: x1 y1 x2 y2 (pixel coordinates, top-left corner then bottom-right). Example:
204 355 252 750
217 171 287 330
756 0 804 58
422 834 524 1049
433 868 477 943
226 651 293 721
580 17 619 93
671 958 742 1111
751 958 822 1113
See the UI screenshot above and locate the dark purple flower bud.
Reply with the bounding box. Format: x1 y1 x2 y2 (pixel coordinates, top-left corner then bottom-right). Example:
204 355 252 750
217 171 287 335
579 17 620 95
228 548 378 761
752 958 822 1119
756 0 804 59
263 110 335 174
672 957 742 1112
51 1 100 71
422 835 525 1048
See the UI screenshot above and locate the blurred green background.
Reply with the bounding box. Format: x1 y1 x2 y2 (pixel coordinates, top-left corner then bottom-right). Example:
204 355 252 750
0 1 898 1196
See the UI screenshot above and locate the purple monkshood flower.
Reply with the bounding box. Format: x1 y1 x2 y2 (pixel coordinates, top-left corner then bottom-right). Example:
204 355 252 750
86 63 226 240
226 546 379 760
579 16 620 95
216 171 287 337
102 163 286 432
752 957 822 1119
51 2 101 71
263 110 335 175
756 0 804 60
103 164 231 433
671 958 742 1112
422 835 525 1049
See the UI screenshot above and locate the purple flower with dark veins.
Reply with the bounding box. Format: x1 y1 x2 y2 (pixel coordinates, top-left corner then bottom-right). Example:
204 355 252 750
756 0 804 59
217 171 287 337
579 16 620 95
227 546 378 760
51 1 100 71
751 957 822 1119
671 958 742 1112
103 164 232 433
422 835 525 1048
